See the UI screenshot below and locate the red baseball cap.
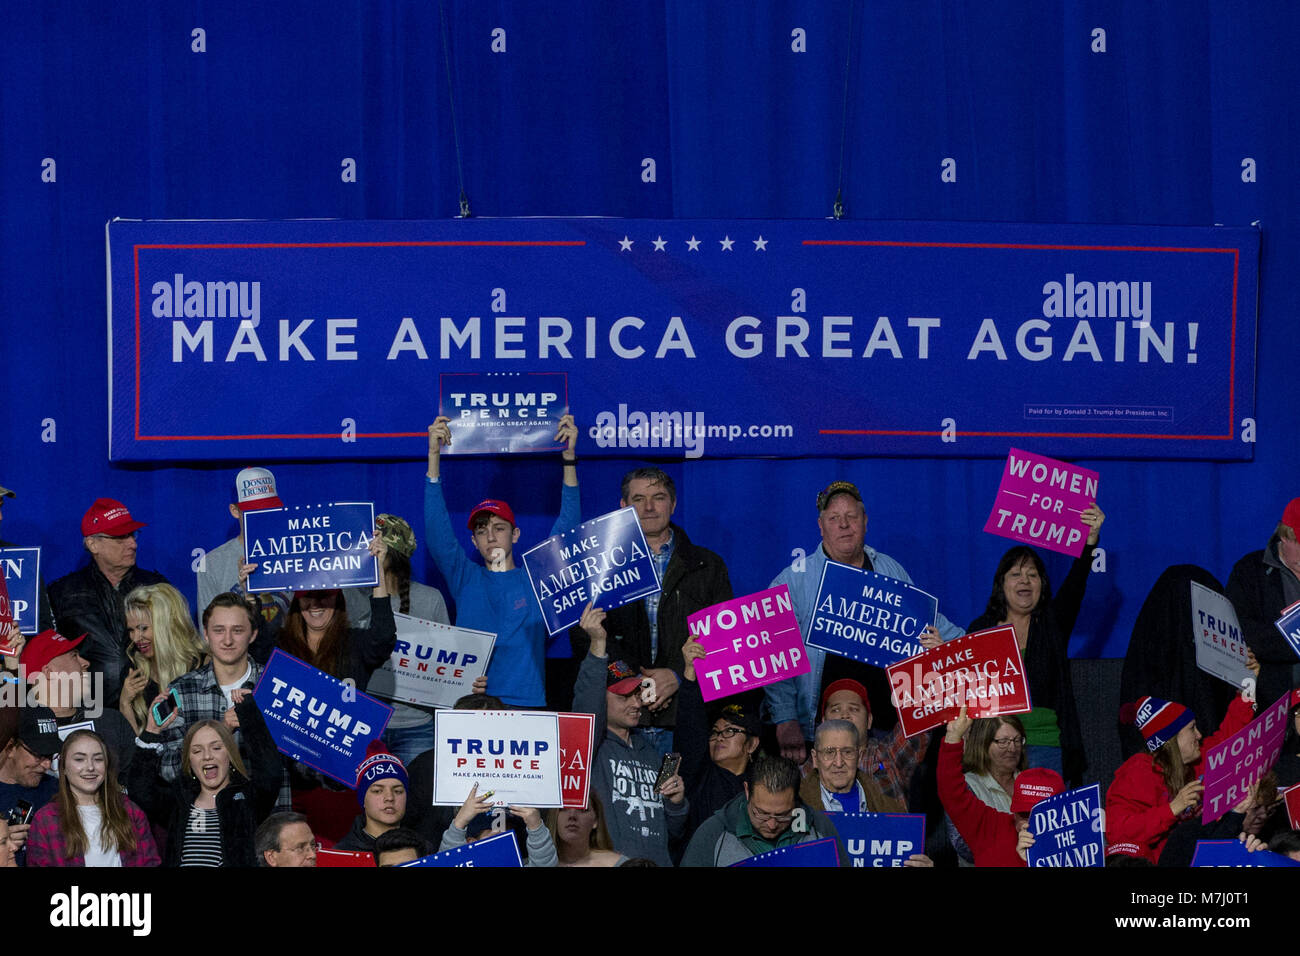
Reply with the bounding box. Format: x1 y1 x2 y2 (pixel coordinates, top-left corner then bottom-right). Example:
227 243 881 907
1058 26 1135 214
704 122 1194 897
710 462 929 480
81 498 146 537
467 499 516 530
1282 498 1300 541
21 629 87 673
606 659 642 696
819 678 872 720
1010 767 1065 813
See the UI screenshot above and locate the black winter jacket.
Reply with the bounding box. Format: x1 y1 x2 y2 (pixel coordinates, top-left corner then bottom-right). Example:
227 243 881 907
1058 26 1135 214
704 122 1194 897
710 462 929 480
127 696 282 867
48 561 168 707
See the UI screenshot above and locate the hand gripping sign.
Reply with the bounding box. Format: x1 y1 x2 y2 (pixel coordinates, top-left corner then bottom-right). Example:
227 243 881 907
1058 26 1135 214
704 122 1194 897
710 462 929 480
253 649 393 787
886 625 1031 738
807 561 938 669
366 613 495 709
432 709 563 808
687 585 809 703
1026 784 1104 867
439 371 569 455
522 506 661 635
1189 582 1252 690
1200 692 1291 825
828 812 927 867
983 448 1099 557
243 502 380 593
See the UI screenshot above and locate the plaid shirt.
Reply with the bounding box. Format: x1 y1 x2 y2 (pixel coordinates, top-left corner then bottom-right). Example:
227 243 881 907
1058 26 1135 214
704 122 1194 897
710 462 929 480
157 659 292 813
26 798 160 867
862 722 929 806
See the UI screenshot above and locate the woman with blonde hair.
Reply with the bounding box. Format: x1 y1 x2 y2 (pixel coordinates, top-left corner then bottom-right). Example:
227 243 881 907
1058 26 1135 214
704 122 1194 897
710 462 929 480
119 583 208 734
26 730 159 867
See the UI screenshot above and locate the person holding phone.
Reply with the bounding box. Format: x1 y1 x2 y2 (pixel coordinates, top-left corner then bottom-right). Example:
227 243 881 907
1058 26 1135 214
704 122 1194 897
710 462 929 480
574 602 687 866
119 583 208 735
127 690 281 866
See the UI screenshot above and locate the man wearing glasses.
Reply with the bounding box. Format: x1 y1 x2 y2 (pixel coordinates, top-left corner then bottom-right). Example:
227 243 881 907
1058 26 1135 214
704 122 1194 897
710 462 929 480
49 498 169 708
256 812 320 867
0 705 60 865
681 753 847 867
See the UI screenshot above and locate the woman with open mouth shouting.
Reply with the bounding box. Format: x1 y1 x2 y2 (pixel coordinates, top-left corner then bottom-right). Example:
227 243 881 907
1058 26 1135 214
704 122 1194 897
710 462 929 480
126 689 282 866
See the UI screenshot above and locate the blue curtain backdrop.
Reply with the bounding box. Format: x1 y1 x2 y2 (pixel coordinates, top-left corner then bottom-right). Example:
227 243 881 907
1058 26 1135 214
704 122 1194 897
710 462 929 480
1 1 1294 660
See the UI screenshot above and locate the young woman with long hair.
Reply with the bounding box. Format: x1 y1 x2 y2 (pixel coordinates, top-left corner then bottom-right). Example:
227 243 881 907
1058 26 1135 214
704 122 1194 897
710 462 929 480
1106 655 1259 865
119 583 208 734
26 730 159 867
127 692 281 867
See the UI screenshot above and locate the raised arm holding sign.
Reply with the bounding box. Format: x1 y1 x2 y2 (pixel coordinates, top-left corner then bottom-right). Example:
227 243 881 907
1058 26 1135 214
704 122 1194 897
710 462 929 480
424 414 580 708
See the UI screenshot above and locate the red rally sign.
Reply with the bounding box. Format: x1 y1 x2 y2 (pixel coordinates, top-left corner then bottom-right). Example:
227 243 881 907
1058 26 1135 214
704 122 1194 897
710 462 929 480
886 625 1031 737
558 712 595 809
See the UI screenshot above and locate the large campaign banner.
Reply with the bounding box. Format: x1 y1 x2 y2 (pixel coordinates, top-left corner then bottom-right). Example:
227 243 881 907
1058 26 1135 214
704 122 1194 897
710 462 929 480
522 506 660 635
1189 582 1252 690
983 449 1099 557
806 562 937 668
440 371 569 454
1026 784 1104 867
243 502 379 593
0 548 41 635
365 613 495 709
687 585 809 703
107 218 1258 463
1201 692 1292 824
828 812 927 867
887 625 1031 738
253 649 393 786
431 710 563 808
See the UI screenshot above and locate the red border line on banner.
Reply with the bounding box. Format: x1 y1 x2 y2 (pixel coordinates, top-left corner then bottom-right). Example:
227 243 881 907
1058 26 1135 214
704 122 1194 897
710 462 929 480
132 241 584 441
804 241 1242 442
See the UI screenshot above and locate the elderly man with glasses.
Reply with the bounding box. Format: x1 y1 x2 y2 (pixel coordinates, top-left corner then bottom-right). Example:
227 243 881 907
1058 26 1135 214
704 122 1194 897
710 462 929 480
48 499 169 708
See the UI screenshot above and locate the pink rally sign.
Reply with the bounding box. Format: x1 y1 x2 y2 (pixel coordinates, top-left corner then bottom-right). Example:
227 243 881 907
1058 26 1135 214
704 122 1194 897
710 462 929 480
1201 692 1291 824
983 448 1099 557
687 585 808 703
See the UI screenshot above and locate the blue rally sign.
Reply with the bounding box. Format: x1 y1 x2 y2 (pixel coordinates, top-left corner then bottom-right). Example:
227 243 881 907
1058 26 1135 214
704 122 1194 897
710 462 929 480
1274 600 1300 660
827 812 927 867
0 547 41 635
522 506 661 635
253 649 393 786
1026 783 1104 867
807 562 938 669
731 838 841 868
1191 840 1300 867
108 218 1258 463
439 371 569 454
242 502 379 594
399 830 524 868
